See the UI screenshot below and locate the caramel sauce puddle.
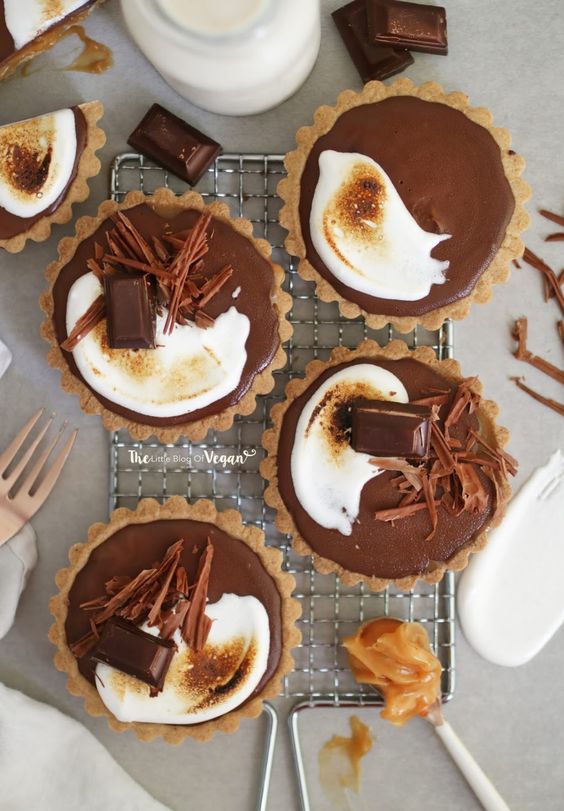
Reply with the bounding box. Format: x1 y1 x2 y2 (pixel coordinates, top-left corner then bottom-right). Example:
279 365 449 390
21 25 113 76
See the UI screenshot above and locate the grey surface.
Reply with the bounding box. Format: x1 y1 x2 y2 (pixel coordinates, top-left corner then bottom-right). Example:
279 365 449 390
0 1 563 809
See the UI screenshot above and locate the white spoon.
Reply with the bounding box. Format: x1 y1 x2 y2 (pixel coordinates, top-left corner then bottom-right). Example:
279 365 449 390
424 699 511 811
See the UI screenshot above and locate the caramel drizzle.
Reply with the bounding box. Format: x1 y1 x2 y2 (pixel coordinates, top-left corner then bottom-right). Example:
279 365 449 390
511 317 564 384
60 294 105 351
70 538 215 658
60 210 234 350
373 379 517 539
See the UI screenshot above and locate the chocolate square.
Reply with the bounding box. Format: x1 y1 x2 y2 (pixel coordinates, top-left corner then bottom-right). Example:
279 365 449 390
104 272 156 349
351 399 432 459
332 0 413 84
128 103 222 186
90 617 176 692
366 0 448 55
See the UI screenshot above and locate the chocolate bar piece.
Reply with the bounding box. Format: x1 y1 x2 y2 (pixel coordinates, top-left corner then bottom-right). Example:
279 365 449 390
104 272 156 349
128 103 221 186
351 399 432 458
367 0 448 55
332 0 413 84
90 617 176 692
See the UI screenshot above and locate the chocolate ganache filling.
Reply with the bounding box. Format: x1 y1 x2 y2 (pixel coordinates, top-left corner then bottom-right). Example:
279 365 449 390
65 519 283 699
52 203 281 426
299 96 515 316
0 106 86 239
277 357 496 580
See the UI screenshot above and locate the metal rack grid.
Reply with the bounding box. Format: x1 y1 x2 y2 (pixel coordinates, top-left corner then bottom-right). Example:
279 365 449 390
109 153 456 705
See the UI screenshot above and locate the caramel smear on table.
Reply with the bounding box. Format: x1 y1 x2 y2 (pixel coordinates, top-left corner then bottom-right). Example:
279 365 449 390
63 26 113 74
319 716 373 811
343 618 441 727
21 25 113 76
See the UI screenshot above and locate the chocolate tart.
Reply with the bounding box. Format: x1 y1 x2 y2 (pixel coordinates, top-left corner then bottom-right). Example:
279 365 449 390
0 1 102 82
40 188 292 442
261 340 513 591
49 496 301 742
279 78 530 332
0 101 105 253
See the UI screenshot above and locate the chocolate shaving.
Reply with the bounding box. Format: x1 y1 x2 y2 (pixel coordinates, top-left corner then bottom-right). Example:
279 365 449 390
371 376 517 535
61 295 106 352
511 317 564 384
522 248 564 315
545 233 564 242
182 539 214 651
61 209 237 350
374 500 441 523
511 377 564 417
70 538 216 659
370 457 424 491
538 208 564 228
455 462 489 514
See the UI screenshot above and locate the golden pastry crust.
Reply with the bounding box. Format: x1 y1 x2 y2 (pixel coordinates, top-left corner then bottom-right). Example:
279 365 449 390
0 1 104 82
40 187 293 442
0 100 106 253
278 77 531 332
49 496 301 743
260 339 512 591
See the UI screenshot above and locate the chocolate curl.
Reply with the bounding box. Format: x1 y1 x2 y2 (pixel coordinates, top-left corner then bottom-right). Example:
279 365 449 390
370 457 424 491
522 248 564 315
545 233 564 242
182 539 214 651
455 462 489 514
538 208 564 228
164 212 211 335
374 500 441 523
511 377 564 417
61 295 106 351
511 317 564 384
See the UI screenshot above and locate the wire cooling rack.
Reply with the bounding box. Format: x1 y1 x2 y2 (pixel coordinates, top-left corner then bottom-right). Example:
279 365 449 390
109 153 456 705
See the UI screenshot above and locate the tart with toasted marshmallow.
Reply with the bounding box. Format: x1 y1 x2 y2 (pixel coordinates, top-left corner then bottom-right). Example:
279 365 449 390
279 78 530 331
0 101 105 253
261 340 516 591
49 497 300 742
0 0 103 81
40 188 292 441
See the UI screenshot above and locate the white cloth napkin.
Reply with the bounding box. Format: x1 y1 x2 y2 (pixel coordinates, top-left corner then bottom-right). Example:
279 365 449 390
0 683 170 811
0 337 11 380
0 524 37 640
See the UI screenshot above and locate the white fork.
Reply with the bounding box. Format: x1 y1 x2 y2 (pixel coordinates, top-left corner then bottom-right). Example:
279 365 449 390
0 408 78 546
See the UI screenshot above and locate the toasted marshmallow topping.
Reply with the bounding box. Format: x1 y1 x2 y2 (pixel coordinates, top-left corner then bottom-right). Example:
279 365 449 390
0 108 77 219
291 365 408 535
66 272 250 418
95 594 270 725
310 151 451 301
3 0 89 51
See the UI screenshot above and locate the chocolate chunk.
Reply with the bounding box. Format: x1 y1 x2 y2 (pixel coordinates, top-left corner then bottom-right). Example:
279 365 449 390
351 399 432 459
90 617 176 692
128 103 221 186
366 0 448 55
104 271 156 349
332 0 413 84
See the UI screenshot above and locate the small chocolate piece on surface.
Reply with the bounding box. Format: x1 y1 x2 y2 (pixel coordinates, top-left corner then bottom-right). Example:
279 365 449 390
128 103 221 186
351 399 432 458
332 0 413 84
366 0 448 55
104 271 156 349
90 617 176 691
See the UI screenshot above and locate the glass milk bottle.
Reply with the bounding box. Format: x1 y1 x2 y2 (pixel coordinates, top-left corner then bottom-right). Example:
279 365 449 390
121 0 321 116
